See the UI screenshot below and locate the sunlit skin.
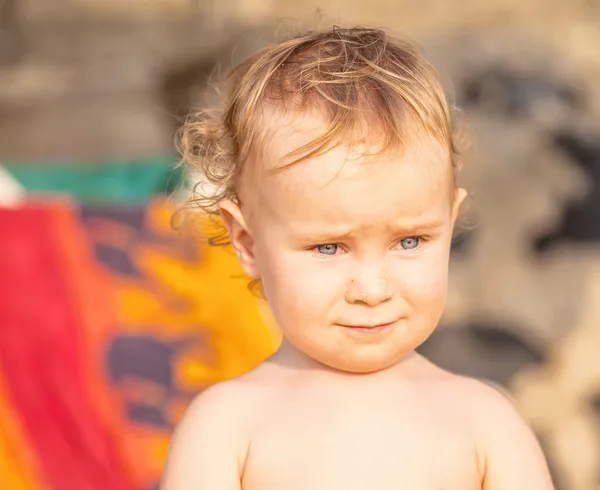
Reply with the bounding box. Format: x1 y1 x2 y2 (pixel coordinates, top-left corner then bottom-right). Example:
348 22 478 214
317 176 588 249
161 112 555 490
228 113 463 374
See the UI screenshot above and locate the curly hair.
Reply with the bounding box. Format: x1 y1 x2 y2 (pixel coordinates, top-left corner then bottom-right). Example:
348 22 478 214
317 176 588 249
177 26 460 246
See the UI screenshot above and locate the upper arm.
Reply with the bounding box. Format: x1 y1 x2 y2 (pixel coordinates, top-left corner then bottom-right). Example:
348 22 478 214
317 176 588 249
160 383 249 490
474 384 554 490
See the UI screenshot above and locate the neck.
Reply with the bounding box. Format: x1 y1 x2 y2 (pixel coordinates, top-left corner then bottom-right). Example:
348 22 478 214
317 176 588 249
267 337 428 381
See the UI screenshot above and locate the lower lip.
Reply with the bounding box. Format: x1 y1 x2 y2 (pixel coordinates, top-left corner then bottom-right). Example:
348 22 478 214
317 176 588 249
341 322 395 334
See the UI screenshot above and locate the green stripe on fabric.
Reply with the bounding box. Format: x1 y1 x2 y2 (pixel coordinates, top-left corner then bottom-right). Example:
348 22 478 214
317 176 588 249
4 157 183 203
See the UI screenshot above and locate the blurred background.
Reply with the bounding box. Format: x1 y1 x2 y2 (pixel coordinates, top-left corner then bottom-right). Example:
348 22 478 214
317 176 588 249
1 1 599 489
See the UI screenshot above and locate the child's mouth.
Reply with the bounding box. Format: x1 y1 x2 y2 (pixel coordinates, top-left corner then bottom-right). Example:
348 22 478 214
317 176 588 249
339 321 396 333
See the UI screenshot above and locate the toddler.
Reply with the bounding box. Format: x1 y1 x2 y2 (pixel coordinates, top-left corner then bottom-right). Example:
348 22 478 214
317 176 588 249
161 26 554 490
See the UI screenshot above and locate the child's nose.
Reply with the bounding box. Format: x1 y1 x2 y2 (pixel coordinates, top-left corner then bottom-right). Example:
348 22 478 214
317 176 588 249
345 263 392 306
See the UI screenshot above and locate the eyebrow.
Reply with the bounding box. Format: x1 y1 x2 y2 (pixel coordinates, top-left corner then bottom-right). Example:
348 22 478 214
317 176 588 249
290 219 446 243
291 228 353 243
386 219 446 233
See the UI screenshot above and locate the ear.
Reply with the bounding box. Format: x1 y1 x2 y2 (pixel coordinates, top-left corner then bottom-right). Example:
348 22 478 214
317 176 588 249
452 187 468 224
219 200 259 278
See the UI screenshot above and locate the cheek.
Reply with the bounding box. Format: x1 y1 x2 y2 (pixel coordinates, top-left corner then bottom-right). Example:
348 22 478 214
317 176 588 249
395 248 450 308
255 245 342 317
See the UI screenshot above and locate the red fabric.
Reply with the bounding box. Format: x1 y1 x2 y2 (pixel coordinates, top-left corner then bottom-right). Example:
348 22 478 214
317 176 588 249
0 204 135 490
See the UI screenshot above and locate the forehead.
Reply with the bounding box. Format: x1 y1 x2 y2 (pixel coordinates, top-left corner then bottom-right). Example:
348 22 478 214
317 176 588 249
243 111 454 228
280 153 446 216
258 110 451 174
253 115 453 208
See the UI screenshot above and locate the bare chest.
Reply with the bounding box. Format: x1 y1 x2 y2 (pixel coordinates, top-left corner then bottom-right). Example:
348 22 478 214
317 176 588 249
241 396 481 490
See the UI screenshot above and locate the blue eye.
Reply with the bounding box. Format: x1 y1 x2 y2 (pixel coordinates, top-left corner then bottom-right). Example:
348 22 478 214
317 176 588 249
316 244 338 255
400 236 420 250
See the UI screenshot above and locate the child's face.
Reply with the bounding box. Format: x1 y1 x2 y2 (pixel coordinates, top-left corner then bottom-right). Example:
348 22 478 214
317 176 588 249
223 113 465 373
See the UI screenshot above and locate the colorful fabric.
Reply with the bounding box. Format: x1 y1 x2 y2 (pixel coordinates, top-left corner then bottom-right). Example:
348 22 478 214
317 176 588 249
3 158 182 203
0 161 279 490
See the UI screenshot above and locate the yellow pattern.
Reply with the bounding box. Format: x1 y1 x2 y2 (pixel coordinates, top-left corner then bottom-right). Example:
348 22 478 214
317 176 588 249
0 371 48 490
108 199 281 486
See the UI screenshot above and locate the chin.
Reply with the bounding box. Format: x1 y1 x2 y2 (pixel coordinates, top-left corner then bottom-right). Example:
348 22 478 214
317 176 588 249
316 346 412 374
327 358 399 374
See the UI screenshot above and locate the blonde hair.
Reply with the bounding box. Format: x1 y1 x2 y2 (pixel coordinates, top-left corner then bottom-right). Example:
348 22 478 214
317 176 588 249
178 26 460 245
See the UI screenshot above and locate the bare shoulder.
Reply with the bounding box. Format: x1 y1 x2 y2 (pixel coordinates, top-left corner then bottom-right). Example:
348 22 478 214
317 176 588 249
160 367 272 490
444 374 536 441
171 375 262 443
416 360 514 412
434 373 554 489
436 373 517 415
